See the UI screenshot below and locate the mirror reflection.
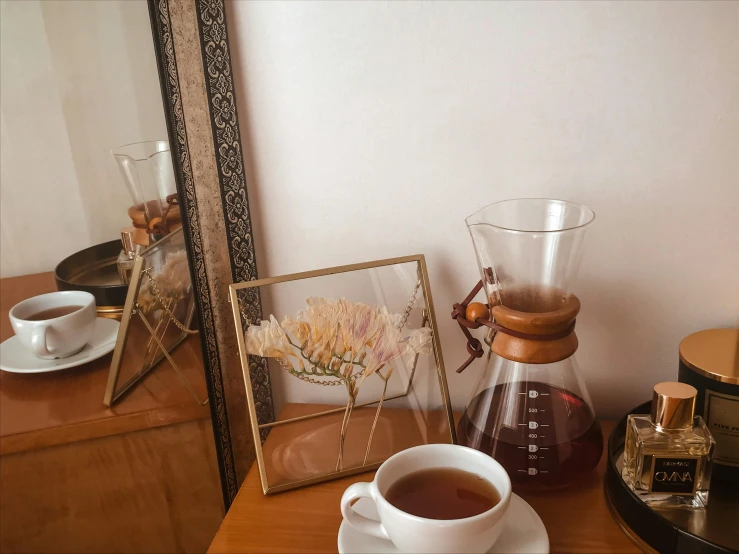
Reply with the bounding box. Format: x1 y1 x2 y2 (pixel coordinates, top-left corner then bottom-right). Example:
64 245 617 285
0 1 222 552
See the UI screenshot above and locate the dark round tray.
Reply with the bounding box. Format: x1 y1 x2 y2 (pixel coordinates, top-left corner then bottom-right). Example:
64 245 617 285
605 402 739 553
54 240 129 315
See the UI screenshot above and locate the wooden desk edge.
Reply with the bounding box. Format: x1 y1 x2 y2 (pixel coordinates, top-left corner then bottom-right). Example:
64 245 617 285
1 402 210 455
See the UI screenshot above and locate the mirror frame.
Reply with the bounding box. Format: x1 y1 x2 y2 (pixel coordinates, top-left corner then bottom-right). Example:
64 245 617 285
148 0 271 508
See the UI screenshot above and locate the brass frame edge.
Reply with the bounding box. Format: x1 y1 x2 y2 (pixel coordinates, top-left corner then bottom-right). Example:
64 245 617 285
264 461 383 494
229 255 428 291
103 256 146 407
418 254 457 443
229 284 270 495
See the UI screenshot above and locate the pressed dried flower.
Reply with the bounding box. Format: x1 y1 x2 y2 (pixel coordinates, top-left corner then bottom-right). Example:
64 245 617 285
244 315 292 360
138 249 191 314
245 297 430 383
282 318 310 347
242 296 433 471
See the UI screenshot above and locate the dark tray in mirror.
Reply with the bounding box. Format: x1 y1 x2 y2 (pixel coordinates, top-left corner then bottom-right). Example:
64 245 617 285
605 401 739 553
54 240 128 318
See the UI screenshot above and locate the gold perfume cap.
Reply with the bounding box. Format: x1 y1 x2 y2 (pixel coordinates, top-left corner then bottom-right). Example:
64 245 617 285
121 227 136 255
651 382 697 429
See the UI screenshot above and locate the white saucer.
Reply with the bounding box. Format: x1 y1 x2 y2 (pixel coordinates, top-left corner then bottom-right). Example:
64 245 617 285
338 493 549 554
0 318 120 373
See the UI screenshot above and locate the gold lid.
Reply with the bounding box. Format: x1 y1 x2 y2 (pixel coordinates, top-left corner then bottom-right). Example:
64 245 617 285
120 227 137 255
679 328 739 385
651 382 696 429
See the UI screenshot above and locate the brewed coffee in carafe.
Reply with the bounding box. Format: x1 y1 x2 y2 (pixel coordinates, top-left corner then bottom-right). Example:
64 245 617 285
455 199 602 490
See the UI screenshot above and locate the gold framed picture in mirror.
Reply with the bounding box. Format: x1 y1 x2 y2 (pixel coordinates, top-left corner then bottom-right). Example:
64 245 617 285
229 255 455 494
103 227 204 407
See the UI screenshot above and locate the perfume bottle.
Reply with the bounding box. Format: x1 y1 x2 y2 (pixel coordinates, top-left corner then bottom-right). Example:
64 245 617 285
117 227 137 284
623 382 715 509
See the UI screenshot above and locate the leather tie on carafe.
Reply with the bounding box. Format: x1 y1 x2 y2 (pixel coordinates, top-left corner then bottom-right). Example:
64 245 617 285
451 276 579 372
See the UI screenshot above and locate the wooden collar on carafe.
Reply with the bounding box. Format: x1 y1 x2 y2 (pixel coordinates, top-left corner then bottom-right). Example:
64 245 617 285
452 279 580 371
489 295 580 364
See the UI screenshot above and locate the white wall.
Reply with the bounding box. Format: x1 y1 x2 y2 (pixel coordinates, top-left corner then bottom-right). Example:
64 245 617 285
227 1 739 417
0 0 167 278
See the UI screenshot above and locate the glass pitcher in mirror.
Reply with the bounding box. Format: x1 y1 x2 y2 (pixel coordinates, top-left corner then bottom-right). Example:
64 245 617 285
113 140 181 245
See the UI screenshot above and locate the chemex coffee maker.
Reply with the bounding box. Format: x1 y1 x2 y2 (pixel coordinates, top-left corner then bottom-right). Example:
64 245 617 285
113 141 182 247
453 198 602 490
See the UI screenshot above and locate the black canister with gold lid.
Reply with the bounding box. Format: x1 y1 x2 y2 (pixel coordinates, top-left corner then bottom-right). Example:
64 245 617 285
678 328 739 482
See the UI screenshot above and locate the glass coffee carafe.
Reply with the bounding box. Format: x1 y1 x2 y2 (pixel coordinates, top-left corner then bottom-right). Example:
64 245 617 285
113 140 179 244
456 199 603 490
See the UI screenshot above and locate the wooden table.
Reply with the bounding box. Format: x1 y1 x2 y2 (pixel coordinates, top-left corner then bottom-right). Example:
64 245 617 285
1 273 210 454
208 421 640 553
0 272 224 553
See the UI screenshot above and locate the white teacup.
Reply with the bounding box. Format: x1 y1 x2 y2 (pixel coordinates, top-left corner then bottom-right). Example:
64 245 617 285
340 444 512 554
9 291 96 359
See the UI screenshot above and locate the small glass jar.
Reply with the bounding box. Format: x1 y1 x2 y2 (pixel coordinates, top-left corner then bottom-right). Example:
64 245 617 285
117 227 137 285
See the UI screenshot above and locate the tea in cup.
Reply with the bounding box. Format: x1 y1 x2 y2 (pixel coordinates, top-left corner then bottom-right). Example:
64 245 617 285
9 291 96 359
340 444 511 553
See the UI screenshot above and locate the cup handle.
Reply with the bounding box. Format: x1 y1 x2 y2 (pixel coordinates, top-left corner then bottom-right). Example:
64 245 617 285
340 482 389 540
30 324 53 358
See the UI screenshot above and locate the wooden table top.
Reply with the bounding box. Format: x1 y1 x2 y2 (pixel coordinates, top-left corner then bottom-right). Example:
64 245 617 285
208 420 640 554
0 272 209 455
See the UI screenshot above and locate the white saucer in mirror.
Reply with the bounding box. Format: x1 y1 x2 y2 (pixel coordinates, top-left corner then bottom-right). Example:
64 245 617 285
338 493 548 554
0 318 120 373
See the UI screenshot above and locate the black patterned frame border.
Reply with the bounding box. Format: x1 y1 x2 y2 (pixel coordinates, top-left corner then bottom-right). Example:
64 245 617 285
148 0 273 508
193 0 275 443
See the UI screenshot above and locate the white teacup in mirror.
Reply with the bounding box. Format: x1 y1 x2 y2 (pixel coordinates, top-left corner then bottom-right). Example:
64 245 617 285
9 291 96 359
340 444 531 554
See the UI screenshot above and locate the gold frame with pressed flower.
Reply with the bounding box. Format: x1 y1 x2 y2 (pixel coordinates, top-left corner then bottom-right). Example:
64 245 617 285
229 254 455 494
103 227 205 407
